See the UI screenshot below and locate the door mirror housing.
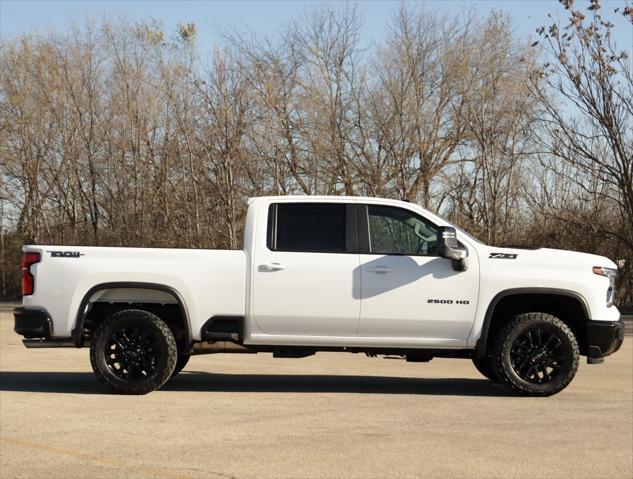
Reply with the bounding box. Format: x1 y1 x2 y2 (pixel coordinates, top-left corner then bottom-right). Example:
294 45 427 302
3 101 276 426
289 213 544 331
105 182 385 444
437 227 468 271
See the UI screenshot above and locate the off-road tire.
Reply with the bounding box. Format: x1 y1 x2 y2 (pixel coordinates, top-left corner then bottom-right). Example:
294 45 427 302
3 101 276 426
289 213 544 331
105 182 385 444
492 312 579 397
170 353 191 378
90 309 177 395
472 354 499 382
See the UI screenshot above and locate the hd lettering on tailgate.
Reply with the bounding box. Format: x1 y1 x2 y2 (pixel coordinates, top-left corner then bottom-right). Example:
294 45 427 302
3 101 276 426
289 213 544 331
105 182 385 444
48 250 84 258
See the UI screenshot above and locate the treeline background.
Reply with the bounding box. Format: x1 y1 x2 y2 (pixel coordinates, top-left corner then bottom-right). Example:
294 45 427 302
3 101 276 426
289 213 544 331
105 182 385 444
1 2 632 308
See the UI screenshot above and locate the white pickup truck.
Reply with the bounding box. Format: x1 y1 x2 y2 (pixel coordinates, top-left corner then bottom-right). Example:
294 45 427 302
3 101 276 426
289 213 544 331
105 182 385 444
14 196 624 395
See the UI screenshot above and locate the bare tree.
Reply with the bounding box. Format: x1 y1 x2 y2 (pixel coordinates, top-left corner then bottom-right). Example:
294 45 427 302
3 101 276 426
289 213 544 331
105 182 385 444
0 6 630 306
296 5 364 195
439 12 538 245
369 7 468 207
530 0 632 299
196 48 253 248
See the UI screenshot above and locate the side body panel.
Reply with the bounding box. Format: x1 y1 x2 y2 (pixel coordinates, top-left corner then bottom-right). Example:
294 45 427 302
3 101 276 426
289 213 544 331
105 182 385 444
244 198 361 338
22 246 247 340
250 250 361 336
244 197 480 349
357 254 479 341
467 246 620 348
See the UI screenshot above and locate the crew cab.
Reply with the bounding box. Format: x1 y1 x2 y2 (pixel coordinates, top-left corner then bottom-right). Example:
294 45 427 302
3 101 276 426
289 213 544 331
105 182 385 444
14 196 624 395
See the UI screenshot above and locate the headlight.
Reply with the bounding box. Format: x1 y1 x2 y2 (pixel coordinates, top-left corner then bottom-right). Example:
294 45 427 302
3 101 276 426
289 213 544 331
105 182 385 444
593 266 617 306
592 266 617 278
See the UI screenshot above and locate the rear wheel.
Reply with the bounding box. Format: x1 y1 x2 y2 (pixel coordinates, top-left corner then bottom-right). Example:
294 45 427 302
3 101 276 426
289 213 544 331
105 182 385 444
171 353 191 378
90 309 177 395
492 312 579 396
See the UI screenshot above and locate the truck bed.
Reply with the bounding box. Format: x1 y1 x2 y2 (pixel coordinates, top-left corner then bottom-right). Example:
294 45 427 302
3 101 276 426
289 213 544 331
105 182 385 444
22 245 247 340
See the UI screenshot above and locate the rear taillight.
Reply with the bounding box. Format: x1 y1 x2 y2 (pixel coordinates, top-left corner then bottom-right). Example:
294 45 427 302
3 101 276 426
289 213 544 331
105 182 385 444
21 252 41 296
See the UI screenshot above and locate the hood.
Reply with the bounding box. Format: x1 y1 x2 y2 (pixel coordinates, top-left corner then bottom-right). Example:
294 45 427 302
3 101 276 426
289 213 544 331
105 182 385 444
483 246 618 271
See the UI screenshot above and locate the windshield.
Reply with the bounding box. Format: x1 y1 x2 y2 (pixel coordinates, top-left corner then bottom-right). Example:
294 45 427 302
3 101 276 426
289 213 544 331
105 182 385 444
453 225 485 245
424 210 485 245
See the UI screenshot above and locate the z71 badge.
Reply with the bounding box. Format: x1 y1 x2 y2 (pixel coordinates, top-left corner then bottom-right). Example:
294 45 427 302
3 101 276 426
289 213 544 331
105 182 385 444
48 250 84 258
489 252 518 259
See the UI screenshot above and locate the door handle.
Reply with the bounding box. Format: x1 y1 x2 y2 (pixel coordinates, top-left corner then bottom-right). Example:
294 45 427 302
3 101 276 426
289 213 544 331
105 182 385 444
258 262 286 272
366 266 393 274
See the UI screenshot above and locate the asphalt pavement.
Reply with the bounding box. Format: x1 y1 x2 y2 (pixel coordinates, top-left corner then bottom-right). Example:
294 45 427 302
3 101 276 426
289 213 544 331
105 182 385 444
1 305 632 479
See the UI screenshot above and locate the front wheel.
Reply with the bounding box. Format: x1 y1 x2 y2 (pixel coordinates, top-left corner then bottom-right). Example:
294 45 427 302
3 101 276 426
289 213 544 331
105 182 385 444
472 354 499 382
491 312 579 396
90 309 177 395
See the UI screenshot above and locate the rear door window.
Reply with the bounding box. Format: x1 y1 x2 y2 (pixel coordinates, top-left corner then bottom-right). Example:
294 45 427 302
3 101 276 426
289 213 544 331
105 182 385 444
268 203 346 253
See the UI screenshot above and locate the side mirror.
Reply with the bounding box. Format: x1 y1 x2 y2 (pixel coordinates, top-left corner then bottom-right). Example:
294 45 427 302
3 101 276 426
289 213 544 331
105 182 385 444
437 226 468 271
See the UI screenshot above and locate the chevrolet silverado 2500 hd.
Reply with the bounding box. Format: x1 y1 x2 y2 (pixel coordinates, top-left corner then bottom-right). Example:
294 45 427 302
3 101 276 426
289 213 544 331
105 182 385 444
14 196 624 395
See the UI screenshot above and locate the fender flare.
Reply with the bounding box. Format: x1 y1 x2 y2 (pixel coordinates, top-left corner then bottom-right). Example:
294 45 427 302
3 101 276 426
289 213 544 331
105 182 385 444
474 287 590 358
72 281 191 347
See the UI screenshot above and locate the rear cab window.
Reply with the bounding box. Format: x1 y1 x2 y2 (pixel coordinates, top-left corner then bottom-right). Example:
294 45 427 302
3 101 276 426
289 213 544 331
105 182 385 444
267 203 348 253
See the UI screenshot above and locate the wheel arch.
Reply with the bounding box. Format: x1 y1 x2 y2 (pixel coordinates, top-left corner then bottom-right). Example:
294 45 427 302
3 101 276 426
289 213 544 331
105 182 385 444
475 288 590 358
72 281 191 347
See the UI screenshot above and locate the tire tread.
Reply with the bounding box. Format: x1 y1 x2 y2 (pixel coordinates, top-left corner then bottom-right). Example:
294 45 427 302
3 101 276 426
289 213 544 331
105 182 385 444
90 309 177 395
491 312 579 396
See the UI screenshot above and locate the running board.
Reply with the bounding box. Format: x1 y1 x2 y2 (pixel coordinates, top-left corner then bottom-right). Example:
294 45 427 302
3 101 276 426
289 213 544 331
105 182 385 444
192 341 256 355
23 338 76 348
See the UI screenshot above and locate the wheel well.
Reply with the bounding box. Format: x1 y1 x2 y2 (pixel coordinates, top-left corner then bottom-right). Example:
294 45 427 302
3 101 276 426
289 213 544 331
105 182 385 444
481 293 589 356
74 284 190 349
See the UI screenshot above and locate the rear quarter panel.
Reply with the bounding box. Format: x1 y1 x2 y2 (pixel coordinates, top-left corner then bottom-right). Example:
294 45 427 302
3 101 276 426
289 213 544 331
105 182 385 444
22 246 247 340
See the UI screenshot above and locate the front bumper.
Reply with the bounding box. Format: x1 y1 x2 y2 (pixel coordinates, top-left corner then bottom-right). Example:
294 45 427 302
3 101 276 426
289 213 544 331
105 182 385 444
14 307 53 339
586 319 625 364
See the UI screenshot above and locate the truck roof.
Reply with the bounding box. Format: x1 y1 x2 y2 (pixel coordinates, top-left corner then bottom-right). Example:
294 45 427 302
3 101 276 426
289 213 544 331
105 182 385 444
247 195 415 207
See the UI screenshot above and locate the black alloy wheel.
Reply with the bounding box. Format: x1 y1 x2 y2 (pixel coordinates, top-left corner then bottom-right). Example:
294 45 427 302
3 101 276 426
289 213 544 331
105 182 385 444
509 328 565 384
90 309 177 394
105 327 160 381
492 312 579 396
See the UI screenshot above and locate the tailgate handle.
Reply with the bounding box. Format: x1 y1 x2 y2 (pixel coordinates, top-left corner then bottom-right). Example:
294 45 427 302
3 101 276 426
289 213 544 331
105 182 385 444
258 262 286 272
